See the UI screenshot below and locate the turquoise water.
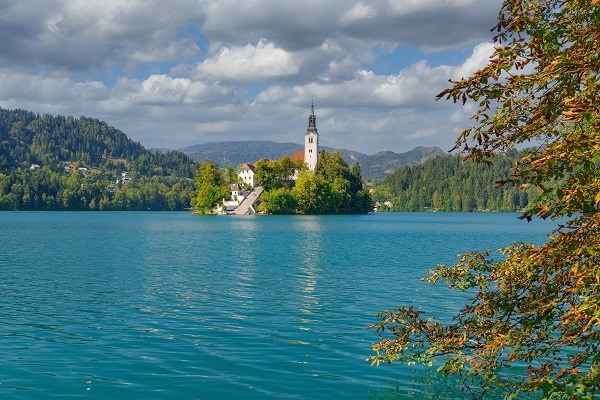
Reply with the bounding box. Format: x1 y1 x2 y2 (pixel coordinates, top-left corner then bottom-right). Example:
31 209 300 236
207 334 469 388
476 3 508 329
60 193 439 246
1 212 558 399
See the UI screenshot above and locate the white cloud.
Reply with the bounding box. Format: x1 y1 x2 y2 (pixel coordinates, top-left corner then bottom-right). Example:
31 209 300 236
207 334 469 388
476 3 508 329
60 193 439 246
405 128 438 141
255 57 457 110
194 40 301 84
452 42 495 80
0 39 492 153
0 71 110 105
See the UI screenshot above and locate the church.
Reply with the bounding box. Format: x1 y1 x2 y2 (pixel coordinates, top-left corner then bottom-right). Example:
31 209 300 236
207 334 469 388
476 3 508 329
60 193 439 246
290 101 319 171
238 102 320 188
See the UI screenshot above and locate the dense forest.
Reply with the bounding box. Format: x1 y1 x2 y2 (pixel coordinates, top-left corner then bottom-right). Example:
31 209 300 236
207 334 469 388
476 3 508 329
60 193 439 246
0 107 196 210
371 150 537 212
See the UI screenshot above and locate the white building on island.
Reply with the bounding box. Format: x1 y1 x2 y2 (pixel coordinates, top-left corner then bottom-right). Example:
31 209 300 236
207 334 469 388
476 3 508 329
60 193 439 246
291 102 320 172
238 163 257 188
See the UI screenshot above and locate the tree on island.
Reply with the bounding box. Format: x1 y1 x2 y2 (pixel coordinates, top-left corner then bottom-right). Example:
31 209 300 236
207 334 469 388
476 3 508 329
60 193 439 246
258 150 372 215
255 156 300 191
191 161 230 214
370 1 599 399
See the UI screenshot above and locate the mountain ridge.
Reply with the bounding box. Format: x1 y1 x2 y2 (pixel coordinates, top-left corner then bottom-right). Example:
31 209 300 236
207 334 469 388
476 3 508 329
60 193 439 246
178 141 446 180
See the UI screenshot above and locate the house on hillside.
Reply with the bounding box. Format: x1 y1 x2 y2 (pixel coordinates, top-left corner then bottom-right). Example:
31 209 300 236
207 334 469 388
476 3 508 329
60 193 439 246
238 163 257 188
121 172 131 184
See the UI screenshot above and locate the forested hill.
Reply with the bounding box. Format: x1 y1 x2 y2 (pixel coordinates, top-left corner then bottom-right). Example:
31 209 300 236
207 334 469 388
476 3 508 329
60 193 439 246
372 151 538 212
0 107 195 178
0 108 197 211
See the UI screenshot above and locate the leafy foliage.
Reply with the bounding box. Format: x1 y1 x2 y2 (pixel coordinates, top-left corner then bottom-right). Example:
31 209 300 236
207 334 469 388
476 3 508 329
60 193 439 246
255 156 300 191
258 151 372 215
191 162 230 214
370 1 600 399
0 167 193 211
258 187 297 214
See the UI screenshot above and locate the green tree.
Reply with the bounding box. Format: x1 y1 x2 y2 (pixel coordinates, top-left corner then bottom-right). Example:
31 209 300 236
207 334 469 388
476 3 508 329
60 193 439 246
225 166 238 184
259 187 297 214
316 150 350 182
255 158 280 191
254 151 371 215
192 162 229 214
256 156 297 191
292 170 330 214
370 1 600 399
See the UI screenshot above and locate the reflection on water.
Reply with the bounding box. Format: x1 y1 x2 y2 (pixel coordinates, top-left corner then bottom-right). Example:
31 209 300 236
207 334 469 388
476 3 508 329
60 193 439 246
230 218 259 311
292 217 323 318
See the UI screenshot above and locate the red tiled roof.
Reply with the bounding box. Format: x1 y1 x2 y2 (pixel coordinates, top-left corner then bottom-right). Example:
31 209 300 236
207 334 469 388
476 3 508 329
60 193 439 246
238 163 256 172
290 151 304 162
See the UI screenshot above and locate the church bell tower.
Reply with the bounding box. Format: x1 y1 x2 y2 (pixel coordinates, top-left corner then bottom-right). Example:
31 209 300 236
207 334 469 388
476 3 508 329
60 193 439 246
304 101 319 171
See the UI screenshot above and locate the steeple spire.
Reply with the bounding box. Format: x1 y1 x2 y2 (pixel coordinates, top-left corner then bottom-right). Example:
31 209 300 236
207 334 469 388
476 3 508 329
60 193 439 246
307 100 318 134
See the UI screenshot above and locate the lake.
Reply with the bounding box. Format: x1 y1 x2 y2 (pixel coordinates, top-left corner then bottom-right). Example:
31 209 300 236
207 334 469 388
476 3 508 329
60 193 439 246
0 212 558 399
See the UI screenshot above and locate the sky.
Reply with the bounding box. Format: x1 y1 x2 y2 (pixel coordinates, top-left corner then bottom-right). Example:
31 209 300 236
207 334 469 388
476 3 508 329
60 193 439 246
0 0 503 155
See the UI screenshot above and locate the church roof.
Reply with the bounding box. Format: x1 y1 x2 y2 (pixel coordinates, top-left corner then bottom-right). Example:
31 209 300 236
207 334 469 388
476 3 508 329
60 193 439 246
290 151 304 162
238 163 256 172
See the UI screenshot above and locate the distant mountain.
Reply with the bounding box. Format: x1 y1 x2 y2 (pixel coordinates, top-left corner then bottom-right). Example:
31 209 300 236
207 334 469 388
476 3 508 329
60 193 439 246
179 140 303 167
361 147 447 180
178 141 445 180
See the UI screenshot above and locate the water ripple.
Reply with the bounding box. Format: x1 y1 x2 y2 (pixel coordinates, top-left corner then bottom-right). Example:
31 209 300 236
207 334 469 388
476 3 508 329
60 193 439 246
0 212 558 399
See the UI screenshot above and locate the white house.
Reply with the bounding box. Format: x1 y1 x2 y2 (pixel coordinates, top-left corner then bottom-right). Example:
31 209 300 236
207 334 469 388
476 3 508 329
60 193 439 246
238 163 257 188
221 183 247 213
229 183 244 202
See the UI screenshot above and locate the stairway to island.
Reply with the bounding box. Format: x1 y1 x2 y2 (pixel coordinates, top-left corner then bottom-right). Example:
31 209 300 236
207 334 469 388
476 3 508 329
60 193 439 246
234 186 263 215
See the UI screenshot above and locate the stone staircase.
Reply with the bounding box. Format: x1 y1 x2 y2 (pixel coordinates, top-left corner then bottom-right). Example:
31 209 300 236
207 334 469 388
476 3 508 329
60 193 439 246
234 186 264 215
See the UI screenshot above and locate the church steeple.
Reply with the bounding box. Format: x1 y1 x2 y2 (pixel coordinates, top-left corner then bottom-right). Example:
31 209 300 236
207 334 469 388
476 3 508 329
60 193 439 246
307 100 318 134
304 101 319 171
